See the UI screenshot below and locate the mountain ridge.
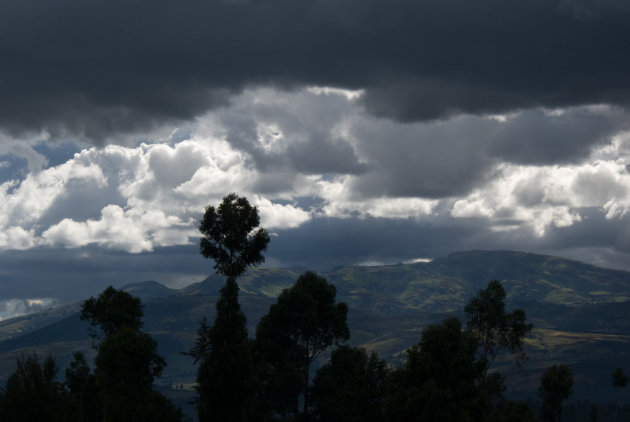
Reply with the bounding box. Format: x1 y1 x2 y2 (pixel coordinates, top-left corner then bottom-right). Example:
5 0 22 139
1 249 630 403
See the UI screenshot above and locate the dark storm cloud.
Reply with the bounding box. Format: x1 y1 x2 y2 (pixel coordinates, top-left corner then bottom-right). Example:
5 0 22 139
0 219 482 303
1 0 630 143
267 211 630 272
0 245 210 302
267 216 486 270
540 209 630 256
286 135 367 175
488 108 628 165
349 115 495 198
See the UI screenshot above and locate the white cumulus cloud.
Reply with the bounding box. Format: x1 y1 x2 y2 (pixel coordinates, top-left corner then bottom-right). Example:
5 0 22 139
0 87 630 260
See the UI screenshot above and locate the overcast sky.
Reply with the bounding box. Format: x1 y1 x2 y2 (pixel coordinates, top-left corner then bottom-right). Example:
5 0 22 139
2 0 630 317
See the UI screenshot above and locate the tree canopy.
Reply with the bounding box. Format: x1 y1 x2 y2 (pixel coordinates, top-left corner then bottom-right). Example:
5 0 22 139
0 354 67 422
82 286 180 422
95 326 174 421
64 352 100 422
80 285 143 343
612 366 628 389
255 271 350 418
0 286 181 421
465 280 532 378
312 345 389 422
539 364 574 422
384 317 480 422
199 193 270 281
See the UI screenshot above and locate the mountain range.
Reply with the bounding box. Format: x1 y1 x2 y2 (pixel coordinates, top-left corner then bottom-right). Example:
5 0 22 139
0 250 629 405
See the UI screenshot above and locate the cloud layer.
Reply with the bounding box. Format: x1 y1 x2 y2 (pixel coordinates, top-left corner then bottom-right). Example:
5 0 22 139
2 1 630 304
0 89 629 272
1 0 630 143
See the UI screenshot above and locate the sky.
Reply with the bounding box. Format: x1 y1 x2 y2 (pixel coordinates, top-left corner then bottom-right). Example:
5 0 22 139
2 0 630 317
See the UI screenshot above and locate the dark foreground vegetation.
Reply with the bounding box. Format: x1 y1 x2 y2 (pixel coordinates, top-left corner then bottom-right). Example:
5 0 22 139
1 194 629 421
0 285 182 422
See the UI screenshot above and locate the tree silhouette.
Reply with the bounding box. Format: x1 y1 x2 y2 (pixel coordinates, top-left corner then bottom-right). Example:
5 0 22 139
0 354 67 421
539 364 573 422
80 285 143 344
384 317 480 422
196 279 254 422
81 287 180 422
612 367 628 422
312 345 388 422
255 271 349 418
464 280 532 418
64 352 100 422
199 192 270 281
465 280 533 379
488 400 537 422
184 316 212 365
193 193 270 422
95 326 180 421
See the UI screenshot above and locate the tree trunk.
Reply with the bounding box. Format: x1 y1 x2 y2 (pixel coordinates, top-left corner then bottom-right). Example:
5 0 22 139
615 387 619 422
303 363 310 417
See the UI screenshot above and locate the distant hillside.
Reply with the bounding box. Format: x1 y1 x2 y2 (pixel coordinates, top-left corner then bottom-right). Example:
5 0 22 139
0 281 177 343
120 280 178 301
187 268 302 297
428 250 630 305
204 250 630 315
1 250 630 404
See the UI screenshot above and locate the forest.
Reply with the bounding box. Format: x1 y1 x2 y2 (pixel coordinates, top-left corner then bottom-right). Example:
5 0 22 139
0 194 628 422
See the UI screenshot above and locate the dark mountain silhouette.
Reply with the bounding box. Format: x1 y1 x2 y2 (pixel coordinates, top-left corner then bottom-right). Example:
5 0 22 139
1 250 629 403
120 280 178 301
